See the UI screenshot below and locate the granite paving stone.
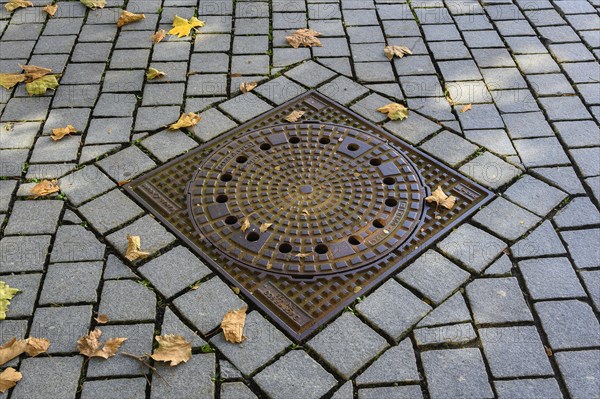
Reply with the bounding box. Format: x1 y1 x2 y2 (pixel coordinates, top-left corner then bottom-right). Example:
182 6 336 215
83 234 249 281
331 382 353 399
580 270 600 311
308 312 388 379
527 73 576 96
556 350 600 399
79 189 144 234
0 122 40 149
463 129 515 156
139 246 211 299
4 200 63 235
285 61 336 88
141 130 198 162
358 386 424 399
30 305 92 353
456 103 504 130
196 108 238 142
417 292 472 328
30 135 80 163
458 149 523 188
503 175 567 216
560 228 600 269
106 215 175 258
414 323 477 347
533 166 586 195
383 113 442 144
351 93 395 123
570 147 600 177
518 257 586 300
356 339 420 385
1 274 42 318
10 357 83 399
420 131 478 167
539 96 593 120
161 307 207 349
502 112 555 139
218 93 273 123
0 235 51 273
81 379 147 399
536 300 599 350
58 165 116 206
98 280 156 322
398 250 470 304
254 350 336 399
466 277 533 324
42 108 90 134
97 146 157 182
494 379 563 399
473 197 541 241
511 220 566 258
50 225 105 262
211 311 291 375
151 354 215 399
554 197 600 229
39 261 103 305
221 382 257 399
255 76 307 105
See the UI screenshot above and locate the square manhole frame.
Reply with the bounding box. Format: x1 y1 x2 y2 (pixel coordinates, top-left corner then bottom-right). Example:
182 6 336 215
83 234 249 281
125 90 494 341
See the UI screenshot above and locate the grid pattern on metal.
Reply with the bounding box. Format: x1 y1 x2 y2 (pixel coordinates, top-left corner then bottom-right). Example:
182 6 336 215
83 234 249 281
125 91 493 340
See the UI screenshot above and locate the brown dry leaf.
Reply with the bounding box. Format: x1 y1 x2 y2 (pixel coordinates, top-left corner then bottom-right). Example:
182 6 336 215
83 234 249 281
384 45 412 60
240 217 250 232
231 286 240 295
460 103 472 113
117 180 131 186
77 328 127 359
240 81 257 94
4 0 32 12
353 286 362 293
0 337 50 366
425 186 457 210
51 124 77 141
259 222 272 233
116 10 145 28
20 65 52 82
152 29 166 43
190 282 201 290
284 110 305 123
221 306 248 344
377 103 409 121
0 367 22 393
229 73 242 78
125 235 150 261
150 335 192 366
544 346 553 357
146 67 165 80
30 179 59 198
295 252 311 258
42 3 58 16
95 314 109 324
0 74 26 90
286 28 323 48
80 0 105 9
168 112 201 130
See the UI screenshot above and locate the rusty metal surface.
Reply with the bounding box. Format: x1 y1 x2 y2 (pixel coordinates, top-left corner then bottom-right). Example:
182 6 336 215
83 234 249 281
125 91 493 341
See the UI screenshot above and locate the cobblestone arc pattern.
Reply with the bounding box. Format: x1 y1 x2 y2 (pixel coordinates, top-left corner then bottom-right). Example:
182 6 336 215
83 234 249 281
126 91 493 340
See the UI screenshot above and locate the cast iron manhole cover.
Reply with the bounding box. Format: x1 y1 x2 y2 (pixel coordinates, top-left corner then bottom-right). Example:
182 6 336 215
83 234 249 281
126 91 493 340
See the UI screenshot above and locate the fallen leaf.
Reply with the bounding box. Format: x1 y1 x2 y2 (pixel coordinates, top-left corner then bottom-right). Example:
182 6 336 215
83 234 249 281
221 306 248 344
544 346 553 356
240 217 250 232
2 123 13 131
425 186 457 210
168 112 201 130
116 10 145 28
95 314 109 324
231 286 240 295
151 29 166 43
42 3 57 16
169 15 204 38
80 0 105 9
150 335 192 366
354 286 362 293
286 28 323 48
0 282 20 321
266 261 272 270
460 103 472 113
239 81 257 94
295 253 311 258
117 180 131 186
4 0 32 12
284 110 305 123
51 125 77 141
259 222 272 233
302 209 310 216
77 329 127 359
30 179 59 198
25 75 59 96
20 64 52 82
0 337 50 366
377 103 409 121
190 282 201 290
0 368 21 393
125 235 150 261
146 67 165 80
0 74 26 90
229 73 242 78
384 45 412 60
445 94 455 106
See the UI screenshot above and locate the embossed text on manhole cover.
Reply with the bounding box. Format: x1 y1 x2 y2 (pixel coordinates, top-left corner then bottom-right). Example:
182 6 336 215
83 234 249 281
126 91 493 340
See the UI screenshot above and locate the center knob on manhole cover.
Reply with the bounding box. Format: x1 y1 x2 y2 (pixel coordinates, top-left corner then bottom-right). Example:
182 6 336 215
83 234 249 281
186 123 426 277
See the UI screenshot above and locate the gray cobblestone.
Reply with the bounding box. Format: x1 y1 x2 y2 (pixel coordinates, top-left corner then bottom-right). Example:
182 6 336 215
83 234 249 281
151 354 215 399
561 228 600 270
494 379 562 399
519 257 585 300
5 200 63 235
79 189 143 234
504 175 567 216
535 300 599 350
98 280 156 322
556 350 600 399
384 113 442 144
11 357 83 399
220 382 257 399
466 277 533 324
554 197 600 229
39 261 103 305
356 339 419 385
570 147 600 177
511 220 566 258
219 93 272 123
0 235 50 273
141 130 198 162
81 378 146 399
106 215 175 258
1 274 42 318
58 165 115 206
161 307 207 349
473 198 540 241
31 305 92 353
97 146 156 182
359 386 423 399
415 323 477 346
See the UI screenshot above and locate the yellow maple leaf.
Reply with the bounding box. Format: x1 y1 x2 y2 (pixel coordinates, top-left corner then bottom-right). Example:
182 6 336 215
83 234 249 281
377 103 409 121
146 67 166 80
169 15 204 38
0 73 26 90
221 306 248 344
42 3 58 16
80 0 105 9
0 367 21 393
150 335 192 366
116 10 145 28
168 112 201 130
4 0 32 12
51 124 77 141
30 179 60 198
25 75 59 96
0 281 20 320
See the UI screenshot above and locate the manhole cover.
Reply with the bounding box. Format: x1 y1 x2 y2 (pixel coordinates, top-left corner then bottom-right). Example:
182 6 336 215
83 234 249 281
126 91 493 340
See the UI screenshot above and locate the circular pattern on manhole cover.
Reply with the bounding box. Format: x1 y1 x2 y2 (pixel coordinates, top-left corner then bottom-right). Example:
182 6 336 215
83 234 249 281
187 123 426 276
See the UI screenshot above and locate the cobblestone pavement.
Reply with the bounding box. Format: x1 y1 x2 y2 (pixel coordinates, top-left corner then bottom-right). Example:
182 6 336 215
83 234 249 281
0 0 599 398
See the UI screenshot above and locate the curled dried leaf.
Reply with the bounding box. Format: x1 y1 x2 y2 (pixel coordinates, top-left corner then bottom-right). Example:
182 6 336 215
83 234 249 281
425 186 457 210
0 281 20 321
80 0 105 9
0 74 26 90
23 337 50 357
4 0 32 12
169 15 204 38
20 64 52 82
150 335 192 366
286 29 322 48
240 217 250 232
259 222 273 233
221 306 248 344
77 328 127 359
377 103 409 121
125 235 150 261
31 179 59 198
0 337 49 366
152 29 166 43
42 3 58 16
51 124 77 141
94 314 109 324
295 253 311 258
240 81 257 94
117 10 145 28
0 367 22 393
384 45 412 60
168 112 201 130
231 286 240 295
460 103 472 113
146 67 166 80
284 110 305 123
